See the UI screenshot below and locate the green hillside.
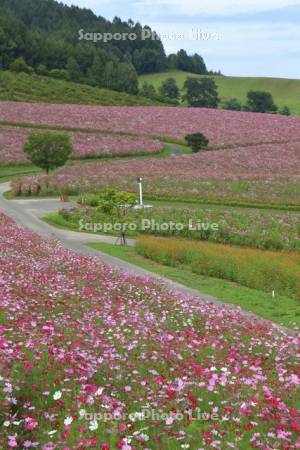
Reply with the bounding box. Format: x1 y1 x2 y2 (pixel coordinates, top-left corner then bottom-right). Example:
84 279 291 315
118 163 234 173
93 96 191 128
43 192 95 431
140 70 300 114
0 71 162 106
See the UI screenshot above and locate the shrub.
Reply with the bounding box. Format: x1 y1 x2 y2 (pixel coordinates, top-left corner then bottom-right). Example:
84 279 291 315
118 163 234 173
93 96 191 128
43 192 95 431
36 64 48 76
221 97 242 111
49 69 69 80
9 57 34 74
185 132 209 152
279 106 291 116
245 90 278 113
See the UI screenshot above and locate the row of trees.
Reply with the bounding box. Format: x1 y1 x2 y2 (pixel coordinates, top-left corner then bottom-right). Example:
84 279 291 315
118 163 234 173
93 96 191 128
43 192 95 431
10 55 139 95
222 92 290 115
141 77 291 114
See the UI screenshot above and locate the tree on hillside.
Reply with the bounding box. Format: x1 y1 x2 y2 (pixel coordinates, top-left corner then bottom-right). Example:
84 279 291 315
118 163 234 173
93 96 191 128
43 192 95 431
221 97 242 111
168 50 207 74
89 53 106 87
115 63 139 95
185 133 209 152
24 132 72 174
279 106 291 116
183 77 219 108
9 57 34 74
139 82 157 100
158 78 180 101
66 56 81 82
245 91 278 113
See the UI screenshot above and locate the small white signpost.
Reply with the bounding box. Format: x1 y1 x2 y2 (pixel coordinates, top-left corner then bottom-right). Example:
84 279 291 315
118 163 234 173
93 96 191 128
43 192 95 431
134 177 152 210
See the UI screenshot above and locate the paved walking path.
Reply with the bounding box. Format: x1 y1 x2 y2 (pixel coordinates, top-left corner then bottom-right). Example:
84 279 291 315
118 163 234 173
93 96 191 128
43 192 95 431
0 182 224 305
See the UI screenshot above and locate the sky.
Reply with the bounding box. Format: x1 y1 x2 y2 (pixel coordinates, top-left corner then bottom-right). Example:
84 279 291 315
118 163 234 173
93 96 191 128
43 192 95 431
63 0 300 78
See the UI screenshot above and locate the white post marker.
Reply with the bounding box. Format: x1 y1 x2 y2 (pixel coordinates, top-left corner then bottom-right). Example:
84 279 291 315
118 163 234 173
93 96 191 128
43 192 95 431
137 177 143 207
272 290 275 299
134 177 152 210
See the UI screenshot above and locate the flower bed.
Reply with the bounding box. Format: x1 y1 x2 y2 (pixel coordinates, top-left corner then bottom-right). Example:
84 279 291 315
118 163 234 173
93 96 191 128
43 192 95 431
13 141 300 204
1 101 300 145
0 126 163 164
0 212 299 449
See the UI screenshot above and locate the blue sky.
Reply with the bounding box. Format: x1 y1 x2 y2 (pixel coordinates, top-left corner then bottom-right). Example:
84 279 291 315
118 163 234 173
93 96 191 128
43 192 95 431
63 0 300 78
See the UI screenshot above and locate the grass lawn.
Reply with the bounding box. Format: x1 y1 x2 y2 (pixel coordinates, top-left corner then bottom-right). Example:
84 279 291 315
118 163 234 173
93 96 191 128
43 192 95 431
139 70 300 115
0 70 163 106
86 242 300 329
0 163 41 182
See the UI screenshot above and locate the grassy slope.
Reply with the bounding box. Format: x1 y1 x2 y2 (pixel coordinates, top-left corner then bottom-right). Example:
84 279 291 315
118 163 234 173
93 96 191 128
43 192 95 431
0 71 162 106
87 242 300 329
139 70 300 115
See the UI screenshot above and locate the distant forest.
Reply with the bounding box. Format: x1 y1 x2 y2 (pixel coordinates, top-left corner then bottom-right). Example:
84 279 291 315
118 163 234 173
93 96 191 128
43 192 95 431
0 0 209 94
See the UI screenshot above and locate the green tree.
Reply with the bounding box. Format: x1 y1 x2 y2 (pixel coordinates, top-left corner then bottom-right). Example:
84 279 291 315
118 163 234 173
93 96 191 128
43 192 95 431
185 133 209 152
9 57 34 74
66 56 81 82
245 91 278 113
158 78 180 100
23 132 72 174
115 62 138 95
36 64 47 75
221 97 242 111
139 82 157 100
279 106 291 116
97 189 137 245
49 68 69 80
183 77 219 108
89 53 106 86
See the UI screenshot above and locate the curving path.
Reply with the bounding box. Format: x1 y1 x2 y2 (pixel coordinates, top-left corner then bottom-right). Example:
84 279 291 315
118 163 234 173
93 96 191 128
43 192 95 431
0 182 224 306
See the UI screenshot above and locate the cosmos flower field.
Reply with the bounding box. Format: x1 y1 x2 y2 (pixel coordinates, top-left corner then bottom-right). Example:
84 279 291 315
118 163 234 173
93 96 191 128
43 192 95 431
0 212 299 449
1 101 300 145
13 141 300 205
0 126 163 164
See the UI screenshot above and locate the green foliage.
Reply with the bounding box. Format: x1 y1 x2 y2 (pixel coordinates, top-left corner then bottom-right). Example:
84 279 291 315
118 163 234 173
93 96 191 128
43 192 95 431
49 68 69 80
158 77 180 101
183 77 219 108
97 189 136 216
139 82 157 100
36 64 48 76
115 63 139 95
97 189 137 244
23 132 72 174
0 0 170 92
221 97 242 111
279 106 291 116
168 49 207 75
0 71 162 106
185 133 209 152
66 56 81 83
245 90 278 113
9 57 34 74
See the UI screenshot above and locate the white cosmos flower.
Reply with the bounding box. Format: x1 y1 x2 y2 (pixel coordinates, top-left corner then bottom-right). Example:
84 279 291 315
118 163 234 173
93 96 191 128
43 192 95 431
79 409 87 418
95 387 104 396
64 416 73 426
53 391 62 400
48 430 57 436
89 420 98 431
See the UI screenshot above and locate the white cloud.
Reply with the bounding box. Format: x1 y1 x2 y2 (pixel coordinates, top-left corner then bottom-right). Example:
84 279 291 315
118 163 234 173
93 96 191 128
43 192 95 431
64 0 300 17
136 0 300 16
